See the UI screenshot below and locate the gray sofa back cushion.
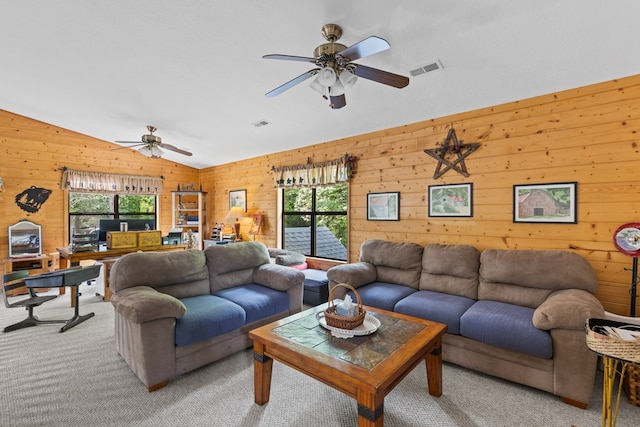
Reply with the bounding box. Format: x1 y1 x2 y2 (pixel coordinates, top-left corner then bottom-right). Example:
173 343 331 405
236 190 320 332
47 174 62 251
479 249 598 308
359 240 423 289
205 241 271 292
420 243 480 299
110 250 210 299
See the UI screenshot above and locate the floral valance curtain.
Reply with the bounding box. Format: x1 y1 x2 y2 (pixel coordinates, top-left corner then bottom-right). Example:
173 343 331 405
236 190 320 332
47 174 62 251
61 168 163 194
272 154 357 188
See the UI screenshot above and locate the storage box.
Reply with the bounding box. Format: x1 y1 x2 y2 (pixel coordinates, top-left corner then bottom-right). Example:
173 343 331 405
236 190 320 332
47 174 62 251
137 230 162 247
106 231 138 249
624 364 640 406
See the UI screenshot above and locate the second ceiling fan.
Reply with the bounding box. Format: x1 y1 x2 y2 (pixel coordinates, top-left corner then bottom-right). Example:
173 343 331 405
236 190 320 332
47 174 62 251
263 23 409 109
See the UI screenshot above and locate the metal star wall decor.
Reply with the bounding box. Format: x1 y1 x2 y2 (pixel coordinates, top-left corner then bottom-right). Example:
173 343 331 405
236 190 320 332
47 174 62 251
424 128 481 179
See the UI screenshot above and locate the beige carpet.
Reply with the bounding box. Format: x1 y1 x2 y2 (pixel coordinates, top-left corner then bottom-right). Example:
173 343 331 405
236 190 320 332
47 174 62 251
1 284 638 427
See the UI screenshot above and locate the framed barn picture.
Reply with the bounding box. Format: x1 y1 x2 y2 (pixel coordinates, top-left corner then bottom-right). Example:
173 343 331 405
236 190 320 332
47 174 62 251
513 182 577 223
428 183 473 217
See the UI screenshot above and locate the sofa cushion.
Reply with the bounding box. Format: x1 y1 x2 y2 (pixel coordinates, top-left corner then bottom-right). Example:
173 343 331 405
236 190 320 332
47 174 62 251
275 253 307 266
479 249 598 308
110 250 210 298
175 295 246 347
347 281 416 312
359 240 424 289
206 241 271 292
460 300 552 359
420 243 480 299
215 283 290 324
394 290 476 335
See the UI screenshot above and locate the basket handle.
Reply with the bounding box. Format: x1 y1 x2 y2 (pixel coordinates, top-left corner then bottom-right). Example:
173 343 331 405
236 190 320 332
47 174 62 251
328 283 363 310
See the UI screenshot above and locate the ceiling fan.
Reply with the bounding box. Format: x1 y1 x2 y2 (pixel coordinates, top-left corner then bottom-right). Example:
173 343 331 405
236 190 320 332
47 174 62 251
114 125 192 157
263 23 409 109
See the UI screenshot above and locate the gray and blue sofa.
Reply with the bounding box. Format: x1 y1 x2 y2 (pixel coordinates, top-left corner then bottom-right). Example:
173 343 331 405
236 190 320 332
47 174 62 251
326 239 605 408
109 241 304 391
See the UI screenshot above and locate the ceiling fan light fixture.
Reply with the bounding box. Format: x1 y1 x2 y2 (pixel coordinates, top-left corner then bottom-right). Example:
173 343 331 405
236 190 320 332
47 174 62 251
138 146 153 157
339 69 358 89
309 76 325 95
150 146 164 157
317 67 337 86
329 79 345 96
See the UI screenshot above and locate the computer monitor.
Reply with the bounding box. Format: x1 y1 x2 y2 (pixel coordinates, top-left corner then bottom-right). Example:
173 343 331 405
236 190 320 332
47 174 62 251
98 218 156 242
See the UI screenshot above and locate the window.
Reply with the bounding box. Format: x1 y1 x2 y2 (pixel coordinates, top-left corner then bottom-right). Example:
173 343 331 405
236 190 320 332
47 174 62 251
281 184 347 261
68 193 157 240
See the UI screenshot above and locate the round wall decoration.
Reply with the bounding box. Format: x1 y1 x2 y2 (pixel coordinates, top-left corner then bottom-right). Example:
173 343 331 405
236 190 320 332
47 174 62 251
613 222 640 257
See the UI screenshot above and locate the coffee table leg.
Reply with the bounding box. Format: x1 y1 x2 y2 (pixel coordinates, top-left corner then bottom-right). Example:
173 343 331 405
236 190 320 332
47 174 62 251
425 341 443 397
356 389 384 426
253 342 273 405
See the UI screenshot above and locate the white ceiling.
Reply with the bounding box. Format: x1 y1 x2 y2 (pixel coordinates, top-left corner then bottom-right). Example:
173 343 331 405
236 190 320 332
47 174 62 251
2 1 640 169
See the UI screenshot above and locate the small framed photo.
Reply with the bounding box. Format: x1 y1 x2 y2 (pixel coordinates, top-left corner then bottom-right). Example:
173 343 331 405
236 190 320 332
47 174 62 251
513 182 577 223
367 192 400 221
229 189 247 211
428 183 473 217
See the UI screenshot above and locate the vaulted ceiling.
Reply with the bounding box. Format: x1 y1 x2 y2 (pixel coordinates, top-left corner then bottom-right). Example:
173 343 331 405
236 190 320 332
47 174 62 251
2 1 639 168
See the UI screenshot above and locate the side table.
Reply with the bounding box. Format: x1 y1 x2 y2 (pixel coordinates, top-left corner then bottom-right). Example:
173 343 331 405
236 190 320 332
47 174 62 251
586 318 640 427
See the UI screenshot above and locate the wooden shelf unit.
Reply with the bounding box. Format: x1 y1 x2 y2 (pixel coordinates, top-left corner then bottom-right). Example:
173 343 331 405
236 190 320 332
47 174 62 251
171 191 207 249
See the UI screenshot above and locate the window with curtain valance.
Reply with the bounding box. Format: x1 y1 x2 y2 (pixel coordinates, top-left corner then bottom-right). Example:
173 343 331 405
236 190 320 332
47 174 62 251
61 168 163 194
272 154 357 188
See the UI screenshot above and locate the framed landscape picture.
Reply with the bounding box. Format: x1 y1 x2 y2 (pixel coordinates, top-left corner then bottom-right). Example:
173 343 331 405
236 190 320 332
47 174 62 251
513 182 577 223
428 183 473 217
367 192 400 221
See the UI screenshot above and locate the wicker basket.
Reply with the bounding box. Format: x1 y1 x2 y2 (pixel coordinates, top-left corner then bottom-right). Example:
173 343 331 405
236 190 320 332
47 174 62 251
325 283 366 330
586 318 640 406
624 364 640 407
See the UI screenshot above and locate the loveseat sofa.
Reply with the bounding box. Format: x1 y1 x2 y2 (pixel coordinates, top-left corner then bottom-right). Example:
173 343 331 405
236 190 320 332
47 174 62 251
326 239 605 408
109 241 305 391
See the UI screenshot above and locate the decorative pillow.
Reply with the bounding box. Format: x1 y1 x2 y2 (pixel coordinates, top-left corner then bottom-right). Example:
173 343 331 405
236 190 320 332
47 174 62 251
288 262 308 270
275 253 306 266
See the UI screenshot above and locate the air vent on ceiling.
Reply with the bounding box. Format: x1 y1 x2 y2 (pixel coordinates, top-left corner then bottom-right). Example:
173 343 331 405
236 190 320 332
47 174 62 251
252 119 270 128
410 60 444 77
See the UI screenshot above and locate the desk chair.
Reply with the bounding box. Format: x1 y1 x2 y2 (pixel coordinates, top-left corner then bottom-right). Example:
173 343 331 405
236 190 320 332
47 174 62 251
1 270 66 332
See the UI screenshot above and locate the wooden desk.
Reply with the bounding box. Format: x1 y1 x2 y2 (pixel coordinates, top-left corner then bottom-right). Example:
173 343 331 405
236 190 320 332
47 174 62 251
56 245 187 305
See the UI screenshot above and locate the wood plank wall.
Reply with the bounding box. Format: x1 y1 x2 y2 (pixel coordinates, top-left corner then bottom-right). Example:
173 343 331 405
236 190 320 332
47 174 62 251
0 111 199 260
2 74 640 315
201 74 640 316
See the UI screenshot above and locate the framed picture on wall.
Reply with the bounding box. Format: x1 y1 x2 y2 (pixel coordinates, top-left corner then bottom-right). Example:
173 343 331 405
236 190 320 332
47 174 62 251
513 182 577 223
229 189 247 211
428 183 473 217
367 192 400 221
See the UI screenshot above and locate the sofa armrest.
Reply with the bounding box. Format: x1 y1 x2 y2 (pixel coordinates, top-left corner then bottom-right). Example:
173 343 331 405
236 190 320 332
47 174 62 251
533 289 605 331
327 262 377 288
254 263 305 291
110 286 187 324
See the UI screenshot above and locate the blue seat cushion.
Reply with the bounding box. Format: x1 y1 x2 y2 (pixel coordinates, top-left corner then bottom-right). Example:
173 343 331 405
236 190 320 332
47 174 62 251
302 269 329 289
215 284 290 324
347 282 417 312
460 300 552 359
175 295 246 347
394 290 476 335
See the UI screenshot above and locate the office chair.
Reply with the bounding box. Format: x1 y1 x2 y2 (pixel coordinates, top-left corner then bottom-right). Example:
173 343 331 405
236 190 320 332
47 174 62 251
1 270 66 332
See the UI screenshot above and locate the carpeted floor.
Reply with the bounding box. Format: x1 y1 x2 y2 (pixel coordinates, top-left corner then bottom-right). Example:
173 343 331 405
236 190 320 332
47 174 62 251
1 284 638 426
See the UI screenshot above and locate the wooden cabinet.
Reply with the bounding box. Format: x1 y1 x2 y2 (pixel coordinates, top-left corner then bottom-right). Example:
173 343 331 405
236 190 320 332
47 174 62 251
171 191 206 249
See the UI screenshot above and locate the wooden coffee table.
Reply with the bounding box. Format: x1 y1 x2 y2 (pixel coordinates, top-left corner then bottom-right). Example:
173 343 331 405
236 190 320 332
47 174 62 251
248 304 447 426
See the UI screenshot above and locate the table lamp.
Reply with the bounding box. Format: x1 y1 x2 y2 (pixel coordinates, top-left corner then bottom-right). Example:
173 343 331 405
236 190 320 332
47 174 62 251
226 206 247 240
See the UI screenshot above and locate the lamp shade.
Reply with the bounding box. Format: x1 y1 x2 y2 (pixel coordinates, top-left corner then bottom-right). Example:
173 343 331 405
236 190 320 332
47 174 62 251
339 69 358 89
225 206 247 220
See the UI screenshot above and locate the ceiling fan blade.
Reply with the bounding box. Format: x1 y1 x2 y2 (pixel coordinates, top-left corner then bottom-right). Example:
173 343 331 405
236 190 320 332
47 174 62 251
115 140 144 144
111 144 144 151
159 143 193 156
263 54 316 63
329 94 346 109
265 69 318 97
339 36 390 62
352 64 409 88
